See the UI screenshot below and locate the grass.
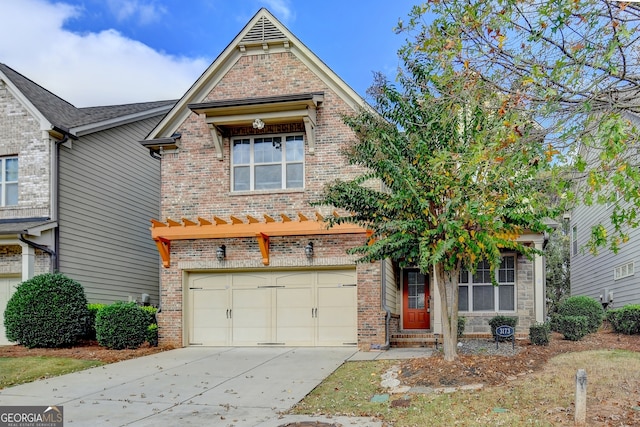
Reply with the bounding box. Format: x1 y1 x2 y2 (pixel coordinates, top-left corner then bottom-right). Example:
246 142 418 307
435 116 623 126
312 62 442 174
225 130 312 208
0 356 103 389
292 350 640 426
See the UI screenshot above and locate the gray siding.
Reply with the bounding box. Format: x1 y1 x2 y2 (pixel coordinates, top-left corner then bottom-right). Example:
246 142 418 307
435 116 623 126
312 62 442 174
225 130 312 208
570 200 640 308
58 116 161 305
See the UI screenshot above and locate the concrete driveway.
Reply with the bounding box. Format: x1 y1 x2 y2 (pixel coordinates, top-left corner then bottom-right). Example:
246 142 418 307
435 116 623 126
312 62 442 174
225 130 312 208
0 347 393 426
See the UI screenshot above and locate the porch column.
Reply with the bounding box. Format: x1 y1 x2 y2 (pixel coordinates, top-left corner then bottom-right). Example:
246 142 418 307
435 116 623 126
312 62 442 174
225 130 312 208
20 243 35 280
431 264 443 334
533 239 545 323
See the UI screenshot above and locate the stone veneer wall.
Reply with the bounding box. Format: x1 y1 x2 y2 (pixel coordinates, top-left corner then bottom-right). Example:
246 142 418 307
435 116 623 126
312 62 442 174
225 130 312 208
0 79 51 220
461 253 536 334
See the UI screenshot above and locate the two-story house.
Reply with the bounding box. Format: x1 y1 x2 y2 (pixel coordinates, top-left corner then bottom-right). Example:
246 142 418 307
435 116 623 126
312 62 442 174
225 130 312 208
570 192 640 308
0 63 173 344
142 9 548 350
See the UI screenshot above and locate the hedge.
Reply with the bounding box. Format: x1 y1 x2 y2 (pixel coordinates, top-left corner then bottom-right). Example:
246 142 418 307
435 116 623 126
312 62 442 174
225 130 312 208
557 295 604 333
3 273 89 348
607 305 640 335
95 302 148 349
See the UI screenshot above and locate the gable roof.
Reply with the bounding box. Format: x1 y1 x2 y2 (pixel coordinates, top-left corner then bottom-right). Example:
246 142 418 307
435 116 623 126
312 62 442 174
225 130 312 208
147 8 368 140
0 63 175 135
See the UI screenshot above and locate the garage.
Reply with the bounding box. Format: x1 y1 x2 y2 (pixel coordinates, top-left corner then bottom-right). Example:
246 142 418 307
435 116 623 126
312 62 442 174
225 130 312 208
186 269 357 347
0 276 20 345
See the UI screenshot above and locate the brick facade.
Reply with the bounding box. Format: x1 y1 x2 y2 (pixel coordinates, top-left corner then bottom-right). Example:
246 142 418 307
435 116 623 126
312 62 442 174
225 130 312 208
151 11 546 348
156 50 386 350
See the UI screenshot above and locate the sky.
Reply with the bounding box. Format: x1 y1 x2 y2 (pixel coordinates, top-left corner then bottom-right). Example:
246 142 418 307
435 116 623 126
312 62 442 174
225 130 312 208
0 0 414 107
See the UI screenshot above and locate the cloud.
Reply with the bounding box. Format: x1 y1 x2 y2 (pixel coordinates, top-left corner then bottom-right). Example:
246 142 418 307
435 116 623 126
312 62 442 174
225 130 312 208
0 0 207 107
261 0 295 23
106 0 167 25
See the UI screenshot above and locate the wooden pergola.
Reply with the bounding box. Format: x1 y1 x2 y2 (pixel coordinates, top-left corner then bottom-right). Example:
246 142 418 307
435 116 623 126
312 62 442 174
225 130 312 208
150 212 369 267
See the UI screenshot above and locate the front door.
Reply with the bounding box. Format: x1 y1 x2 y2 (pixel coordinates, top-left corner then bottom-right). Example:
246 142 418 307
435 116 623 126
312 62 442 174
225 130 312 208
402 270 430 329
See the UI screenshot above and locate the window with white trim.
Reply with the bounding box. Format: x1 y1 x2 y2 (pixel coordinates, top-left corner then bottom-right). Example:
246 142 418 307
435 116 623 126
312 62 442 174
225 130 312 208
0 156 18 206
232 134 304 191
614 261 634 280
572 225 578 256
458 255 516 312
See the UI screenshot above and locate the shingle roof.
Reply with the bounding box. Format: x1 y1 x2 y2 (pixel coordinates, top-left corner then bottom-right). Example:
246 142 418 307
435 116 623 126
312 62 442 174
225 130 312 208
0 63 175 130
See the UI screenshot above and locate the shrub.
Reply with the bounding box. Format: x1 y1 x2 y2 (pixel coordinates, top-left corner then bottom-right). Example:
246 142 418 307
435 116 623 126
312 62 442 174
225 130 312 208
457 316 466 338
557 295 604 333
607 305 640 335
529 322 551 346
549 312 561 332
147 324 158 347
556 315 589 341
488 315 518 341
3 273 89 348
140 306 158 327
95 302 148 349
84 303 107 340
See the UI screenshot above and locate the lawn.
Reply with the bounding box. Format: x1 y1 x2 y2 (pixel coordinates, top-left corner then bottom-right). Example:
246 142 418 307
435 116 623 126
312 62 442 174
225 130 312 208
0 356 103 389
291 350 640 426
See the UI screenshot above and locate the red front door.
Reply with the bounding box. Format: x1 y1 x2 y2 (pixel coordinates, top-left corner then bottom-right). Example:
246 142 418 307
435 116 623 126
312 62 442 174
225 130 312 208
402 270 430 329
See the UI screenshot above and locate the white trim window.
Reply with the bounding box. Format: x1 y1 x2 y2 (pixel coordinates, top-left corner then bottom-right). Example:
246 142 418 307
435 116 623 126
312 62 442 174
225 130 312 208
232 134 304 191
458 255 516 312
614 261 634 280
0 156 18 206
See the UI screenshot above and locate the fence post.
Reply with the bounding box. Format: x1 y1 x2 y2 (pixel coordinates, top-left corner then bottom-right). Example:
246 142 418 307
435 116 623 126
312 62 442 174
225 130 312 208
575 369 587 426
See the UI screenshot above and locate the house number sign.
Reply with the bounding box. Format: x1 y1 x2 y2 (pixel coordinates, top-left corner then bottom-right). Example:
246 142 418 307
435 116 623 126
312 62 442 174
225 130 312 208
495 325 515 350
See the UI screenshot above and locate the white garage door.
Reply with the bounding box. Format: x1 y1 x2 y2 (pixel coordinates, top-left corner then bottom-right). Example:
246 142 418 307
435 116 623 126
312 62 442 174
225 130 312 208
186 270 357 347
0 276 21 345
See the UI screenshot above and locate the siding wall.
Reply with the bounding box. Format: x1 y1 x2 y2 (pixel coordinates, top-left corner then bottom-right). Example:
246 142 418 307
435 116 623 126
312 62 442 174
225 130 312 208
58 116 162 305
571 200 640 307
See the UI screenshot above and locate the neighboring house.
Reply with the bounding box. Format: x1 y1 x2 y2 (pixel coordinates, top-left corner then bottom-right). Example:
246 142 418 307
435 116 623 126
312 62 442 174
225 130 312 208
0 63 173 344
570 198 640 309
142 8 548 350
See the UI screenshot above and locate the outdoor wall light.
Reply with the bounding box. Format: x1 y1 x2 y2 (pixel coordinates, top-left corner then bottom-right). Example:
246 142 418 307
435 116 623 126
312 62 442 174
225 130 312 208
216 245 226 261
304 242 314 259
252 118 265 129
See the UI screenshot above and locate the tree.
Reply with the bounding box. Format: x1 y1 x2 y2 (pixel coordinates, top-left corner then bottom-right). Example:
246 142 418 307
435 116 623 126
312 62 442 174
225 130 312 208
317 65 563 359
397 0 640 254
545 220 571 315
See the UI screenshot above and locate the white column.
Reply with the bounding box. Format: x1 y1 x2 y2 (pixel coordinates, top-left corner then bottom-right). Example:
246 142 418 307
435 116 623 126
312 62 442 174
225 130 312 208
534 239 545 323
20 243 35 280
432 264 442 334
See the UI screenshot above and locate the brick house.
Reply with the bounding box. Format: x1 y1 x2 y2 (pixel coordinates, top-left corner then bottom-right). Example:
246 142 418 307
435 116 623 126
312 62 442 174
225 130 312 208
0 63 173 344
143 9 548 350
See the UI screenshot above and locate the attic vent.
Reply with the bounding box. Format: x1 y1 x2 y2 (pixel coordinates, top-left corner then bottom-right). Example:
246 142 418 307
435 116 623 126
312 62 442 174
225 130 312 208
242 16 286 43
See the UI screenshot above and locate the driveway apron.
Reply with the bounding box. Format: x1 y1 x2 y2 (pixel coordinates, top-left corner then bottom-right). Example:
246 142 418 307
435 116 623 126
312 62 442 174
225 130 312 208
0 347 360 426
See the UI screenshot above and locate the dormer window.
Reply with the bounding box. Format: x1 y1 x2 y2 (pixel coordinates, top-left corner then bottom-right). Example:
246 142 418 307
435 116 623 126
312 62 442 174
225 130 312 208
232 134 304 191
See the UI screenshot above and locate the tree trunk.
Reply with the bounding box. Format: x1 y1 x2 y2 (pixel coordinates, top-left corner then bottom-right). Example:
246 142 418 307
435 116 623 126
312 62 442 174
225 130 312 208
434 262 460 362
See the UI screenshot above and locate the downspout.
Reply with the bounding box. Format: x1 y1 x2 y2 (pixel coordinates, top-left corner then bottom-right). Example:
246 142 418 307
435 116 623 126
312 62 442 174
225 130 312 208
18 234 56 273
51 129 73 272
22 128 70 274
381 260 392 350
52 135 66 272
148 147 162 311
